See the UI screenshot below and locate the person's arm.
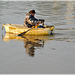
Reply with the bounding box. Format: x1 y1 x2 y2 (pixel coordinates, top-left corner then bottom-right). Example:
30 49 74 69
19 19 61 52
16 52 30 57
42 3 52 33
29 15 44 25
28 15 45 25
38 19 45 26
38 19 45 23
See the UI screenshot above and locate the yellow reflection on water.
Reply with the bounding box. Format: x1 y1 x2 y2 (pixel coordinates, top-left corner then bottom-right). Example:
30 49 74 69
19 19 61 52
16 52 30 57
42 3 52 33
2 33 54 57
65 1 74 24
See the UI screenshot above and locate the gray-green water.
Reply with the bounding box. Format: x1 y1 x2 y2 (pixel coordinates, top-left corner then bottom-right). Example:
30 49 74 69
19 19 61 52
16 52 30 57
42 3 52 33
0 1 75 74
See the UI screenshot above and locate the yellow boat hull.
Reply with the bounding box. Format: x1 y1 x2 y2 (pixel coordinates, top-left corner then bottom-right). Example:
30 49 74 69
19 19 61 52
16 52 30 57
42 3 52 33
2 24 54 36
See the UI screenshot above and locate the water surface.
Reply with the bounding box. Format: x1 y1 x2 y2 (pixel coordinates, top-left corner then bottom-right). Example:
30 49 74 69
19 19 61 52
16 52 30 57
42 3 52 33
0 1 75 74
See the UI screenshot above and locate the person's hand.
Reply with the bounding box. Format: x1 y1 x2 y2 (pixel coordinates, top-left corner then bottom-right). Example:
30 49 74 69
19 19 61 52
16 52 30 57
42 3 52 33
42 19 45 22
38 21 41 24
41 19 45 23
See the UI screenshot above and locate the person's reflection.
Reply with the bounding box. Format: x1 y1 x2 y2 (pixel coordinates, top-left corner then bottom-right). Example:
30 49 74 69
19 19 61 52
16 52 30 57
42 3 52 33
2 33 45 57
24 38 44 57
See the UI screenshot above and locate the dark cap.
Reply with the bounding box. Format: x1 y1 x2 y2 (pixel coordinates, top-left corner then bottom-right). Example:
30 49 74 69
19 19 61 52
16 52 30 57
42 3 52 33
29 10 36 14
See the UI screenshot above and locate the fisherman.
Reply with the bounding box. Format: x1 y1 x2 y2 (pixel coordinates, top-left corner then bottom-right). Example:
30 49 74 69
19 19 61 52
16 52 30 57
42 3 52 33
24 10 45 28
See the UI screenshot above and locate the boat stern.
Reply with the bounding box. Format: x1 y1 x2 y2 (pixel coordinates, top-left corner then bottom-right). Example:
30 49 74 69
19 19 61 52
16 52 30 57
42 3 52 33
2 24 10 32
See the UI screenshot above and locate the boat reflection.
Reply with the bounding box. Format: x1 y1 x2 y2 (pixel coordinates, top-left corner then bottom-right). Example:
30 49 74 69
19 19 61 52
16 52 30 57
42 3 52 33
24 38 44 57
2 33 54 57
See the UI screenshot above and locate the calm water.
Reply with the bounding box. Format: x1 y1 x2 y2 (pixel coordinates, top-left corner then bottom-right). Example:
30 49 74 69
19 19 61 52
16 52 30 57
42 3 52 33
0 1 75 74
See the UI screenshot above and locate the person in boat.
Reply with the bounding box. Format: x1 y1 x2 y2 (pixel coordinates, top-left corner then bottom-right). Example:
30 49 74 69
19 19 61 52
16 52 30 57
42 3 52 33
24 10 45 28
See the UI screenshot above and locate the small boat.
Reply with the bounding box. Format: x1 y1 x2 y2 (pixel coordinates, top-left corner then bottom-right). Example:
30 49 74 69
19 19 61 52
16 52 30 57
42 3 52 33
2 24 55 36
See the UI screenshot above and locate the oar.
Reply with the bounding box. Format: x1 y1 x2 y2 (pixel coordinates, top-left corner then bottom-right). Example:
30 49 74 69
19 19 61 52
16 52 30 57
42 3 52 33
18 21 41 36
18 28 32 36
